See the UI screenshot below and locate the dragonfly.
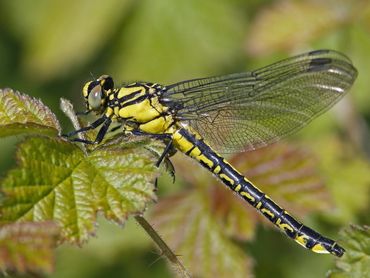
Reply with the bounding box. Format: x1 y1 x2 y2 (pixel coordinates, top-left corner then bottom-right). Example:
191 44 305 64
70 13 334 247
64 49 357 257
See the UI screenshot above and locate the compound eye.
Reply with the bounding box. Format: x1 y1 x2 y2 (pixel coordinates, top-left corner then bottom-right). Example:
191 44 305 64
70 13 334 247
88 85 103 110
102 76 114 91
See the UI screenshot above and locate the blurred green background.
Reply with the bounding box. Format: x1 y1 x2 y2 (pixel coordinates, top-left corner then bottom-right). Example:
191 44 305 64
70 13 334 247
0 0 369 277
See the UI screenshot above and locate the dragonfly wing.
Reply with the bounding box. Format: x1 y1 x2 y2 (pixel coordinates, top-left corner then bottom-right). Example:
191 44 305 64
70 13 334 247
163 50 357 153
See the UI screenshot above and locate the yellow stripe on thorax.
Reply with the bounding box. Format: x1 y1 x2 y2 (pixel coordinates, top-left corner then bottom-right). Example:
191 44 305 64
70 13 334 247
114 87 169 126
140 115 174 134
117 86 144 99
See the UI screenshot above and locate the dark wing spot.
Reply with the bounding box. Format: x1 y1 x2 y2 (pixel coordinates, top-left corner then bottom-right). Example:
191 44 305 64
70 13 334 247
307 58 332 72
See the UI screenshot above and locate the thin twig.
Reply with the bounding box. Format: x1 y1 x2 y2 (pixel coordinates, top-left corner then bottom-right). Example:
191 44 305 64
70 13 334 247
59 98 87 155
134 215 191 278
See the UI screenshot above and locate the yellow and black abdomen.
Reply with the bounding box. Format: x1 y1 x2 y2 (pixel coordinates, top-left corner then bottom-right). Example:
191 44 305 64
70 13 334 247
173 126 345 257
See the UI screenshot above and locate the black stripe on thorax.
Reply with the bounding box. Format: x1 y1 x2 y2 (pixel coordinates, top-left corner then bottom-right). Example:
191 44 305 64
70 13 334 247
120 93 151 107
114 88 143 103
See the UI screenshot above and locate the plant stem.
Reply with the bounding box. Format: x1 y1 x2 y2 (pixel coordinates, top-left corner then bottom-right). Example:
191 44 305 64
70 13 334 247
134 215 191 278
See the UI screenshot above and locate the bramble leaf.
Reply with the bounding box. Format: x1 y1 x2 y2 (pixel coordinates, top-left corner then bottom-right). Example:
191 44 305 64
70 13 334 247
0 222 58 275
0 136 159 244
150 191 253 278
0 89 60 137
329 225 370 278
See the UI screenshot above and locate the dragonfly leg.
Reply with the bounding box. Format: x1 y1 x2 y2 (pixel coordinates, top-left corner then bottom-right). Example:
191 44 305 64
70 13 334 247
152 140 176 187
64 117 112 144
63 116 107 138
109 125 122 133
133 130 175 166
156 139 173 167
154 138 176 182
76 110 92 116
131 130 176 182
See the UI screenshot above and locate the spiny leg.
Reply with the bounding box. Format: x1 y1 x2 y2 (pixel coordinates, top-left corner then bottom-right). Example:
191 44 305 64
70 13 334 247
132 130 176 183
94 118 112 143
156 139 174 167
156 139 176 183
64 117 112 144
153 141 176 188
63 116 107 138
131 130 175 166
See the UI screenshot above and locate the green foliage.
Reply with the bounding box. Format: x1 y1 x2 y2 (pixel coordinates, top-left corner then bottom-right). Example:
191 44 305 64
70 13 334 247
0 90 160 274
151 191 253 278
109 0 245 82
310 137 370 223
329 225 370 278
150 144 334 278
0 0 369 277
0 222 58 275
0 88 60 137
3 0 132 81
0 136 158 244
246 0 360 56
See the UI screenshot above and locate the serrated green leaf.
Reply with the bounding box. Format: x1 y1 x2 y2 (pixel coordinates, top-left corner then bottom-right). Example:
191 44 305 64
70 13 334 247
329 225 370 278
109 0 244 82
0 89 61 137
246 0 357 56
0 222 58 275
0 136 159 244
150 191 253 278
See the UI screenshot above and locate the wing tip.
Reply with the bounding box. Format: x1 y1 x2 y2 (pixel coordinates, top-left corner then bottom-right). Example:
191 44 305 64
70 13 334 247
306 51 358 83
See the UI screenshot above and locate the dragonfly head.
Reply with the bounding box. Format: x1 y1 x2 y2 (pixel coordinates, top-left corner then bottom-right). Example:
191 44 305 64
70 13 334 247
82 75 114 114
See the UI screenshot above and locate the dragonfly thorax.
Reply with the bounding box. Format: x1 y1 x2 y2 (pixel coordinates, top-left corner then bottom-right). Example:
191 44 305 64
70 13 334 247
82 75 176 134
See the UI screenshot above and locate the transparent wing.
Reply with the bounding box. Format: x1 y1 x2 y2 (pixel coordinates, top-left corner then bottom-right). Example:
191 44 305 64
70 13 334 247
162 50 357 153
